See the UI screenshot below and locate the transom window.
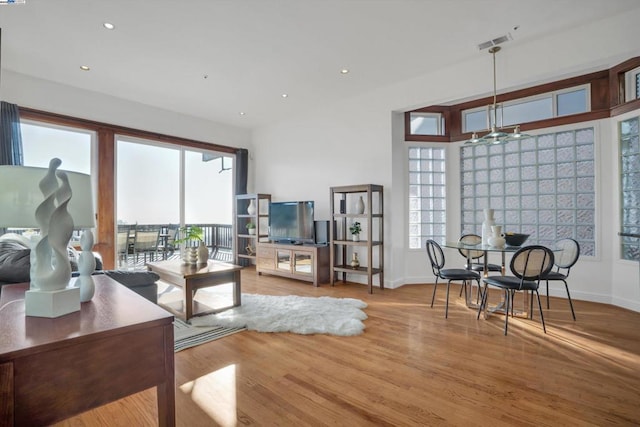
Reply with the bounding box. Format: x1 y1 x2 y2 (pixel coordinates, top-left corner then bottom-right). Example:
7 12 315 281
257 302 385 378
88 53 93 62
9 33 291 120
408 147 446 249
620 117 640 261
20 121 94 174
463 85 590 133
408 112 445 136
625 66 640 102
460 126 596 256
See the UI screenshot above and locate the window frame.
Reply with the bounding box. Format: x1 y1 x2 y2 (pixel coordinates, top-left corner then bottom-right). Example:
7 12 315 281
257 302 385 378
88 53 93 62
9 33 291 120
462 84 591 133
619 116 640 262
624 66 640 102
18 107 241 269
408 112 445 136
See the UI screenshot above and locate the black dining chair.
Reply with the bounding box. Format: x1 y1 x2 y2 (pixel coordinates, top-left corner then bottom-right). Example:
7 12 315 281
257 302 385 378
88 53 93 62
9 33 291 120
426 240 481 318
541 238 579 320
477 245 555 335
457 233 503 274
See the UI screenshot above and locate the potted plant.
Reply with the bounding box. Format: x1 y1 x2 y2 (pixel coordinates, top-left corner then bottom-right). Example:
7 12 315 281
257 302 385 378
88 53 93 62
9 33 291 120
350 221 361 241
174 226 207 264
246 222 256 235
175 225 204 244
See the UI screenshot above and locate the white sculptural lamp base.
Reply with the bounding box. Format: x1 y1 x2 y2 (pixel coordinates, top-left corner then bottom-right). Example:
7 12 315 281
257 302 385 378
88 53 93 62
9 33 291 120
0 158 95 317
25 286 81 318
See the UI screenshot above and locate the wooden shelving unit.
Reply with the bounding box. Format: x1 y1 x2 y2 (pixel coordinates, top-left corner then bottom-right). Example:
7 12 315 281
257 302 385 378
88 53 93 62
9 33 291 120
235 193 271 265
330 184 384 293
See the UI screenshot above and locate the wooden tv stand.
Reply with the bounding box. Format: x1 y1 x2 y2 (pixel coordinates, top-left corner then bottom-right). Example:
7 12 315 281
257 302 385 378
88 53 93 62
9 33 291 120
256 242 330 286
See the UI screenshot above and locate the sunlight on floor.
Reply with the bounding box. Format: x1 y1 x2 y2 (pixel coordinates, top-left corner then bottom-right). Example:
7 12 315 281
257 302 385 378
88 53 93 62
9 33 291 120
157 281 235 312
179 364 237 427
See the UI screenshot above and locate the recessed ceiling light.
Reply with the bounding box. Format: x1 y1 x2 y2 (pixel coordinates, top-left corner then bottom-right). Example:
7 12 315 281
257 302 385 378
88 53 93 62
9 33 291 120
239 112 246 116
103 22 115 30
281 94 288 98
80 65 90 71
340 69 350 74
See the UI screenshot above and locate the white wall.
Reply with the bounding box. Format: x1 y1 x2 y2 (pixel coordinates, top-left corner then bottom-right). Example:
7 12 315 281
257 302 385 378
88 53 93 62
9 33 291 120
253 10 640 310
2 70 252 149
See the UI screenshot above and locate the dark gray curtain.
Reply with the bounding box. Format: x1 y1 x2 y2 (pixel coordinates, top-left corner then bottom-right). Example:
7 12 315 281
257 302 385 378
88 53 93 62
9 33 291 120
0 101 24 166
235 148 248 195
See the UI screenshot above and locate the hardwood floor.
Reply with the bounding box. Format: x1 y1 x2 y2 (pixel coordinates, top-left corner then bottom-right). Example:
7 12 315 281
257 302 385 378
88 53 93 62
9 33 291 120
56 268 640 426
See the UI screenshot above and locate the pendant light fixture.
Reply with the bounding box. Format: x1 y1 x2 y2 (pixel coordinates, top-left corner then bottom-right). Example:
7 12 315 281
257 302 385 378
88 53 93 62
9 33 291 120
465 46 531 145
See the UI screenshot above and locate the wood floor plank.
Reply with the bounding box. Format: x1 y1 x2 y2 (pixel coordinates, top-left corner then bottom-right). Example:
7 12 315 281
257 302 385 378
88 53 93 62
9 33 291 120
54 268 640 426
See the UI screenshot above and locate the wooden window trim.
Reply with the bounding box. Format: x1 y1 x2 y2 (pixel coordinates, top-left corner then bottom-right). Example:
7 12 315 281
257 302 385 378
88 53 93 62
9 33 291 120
19 107 241 269
406 57 640 142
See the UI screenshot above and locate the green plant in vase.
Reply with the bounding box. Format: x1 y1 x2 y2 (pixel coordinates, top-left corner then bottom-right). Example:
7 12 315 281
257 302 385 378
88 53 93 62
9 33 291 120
174 225 204 244
246 222 256 235
350 221 361 241
174 226 206 264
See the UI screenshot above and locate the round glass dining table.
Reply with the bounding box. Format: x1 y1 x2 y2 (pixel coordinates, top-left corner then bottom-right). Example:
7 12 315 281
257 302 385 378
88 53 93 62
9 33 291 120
440 240 558 317
441 240 521 277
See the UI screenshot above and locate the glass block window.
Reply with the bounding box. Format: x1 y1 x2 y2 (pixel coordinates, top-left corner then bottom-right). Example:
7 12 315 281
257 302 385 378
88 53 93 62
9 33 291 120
620 117 640 261
460 127 596 256
409 147 446 249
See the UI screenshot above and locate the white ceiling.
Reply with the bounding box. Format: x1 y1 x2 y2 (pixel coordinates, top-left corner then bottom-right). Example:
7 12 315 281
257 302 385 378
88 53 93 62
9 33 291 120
1 0 639 130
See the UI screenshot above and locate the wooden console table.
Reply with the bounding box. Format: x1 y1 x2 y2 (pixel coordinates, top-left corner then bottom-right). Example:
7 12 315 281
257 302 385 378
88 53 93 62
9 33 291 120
0 275 175 426
256 242 330 286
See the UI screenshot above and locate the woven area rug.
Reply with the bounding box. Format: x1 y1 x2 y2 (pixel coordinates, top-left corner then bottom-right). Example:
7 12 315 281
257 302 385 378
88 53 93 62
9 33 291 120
189 294 368 336
173 319 245 352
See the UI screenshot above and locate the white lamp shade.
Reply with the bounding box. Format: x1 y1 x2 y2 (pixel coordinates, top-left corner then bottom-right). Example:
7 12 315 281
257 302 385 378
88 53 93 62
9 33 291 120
0 165 95 228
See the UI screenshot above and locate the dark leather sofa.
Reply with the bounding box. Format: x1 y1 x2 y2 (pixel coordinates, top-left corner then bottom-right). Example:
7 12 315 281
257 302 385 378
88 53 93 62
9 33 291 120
0 238 159 304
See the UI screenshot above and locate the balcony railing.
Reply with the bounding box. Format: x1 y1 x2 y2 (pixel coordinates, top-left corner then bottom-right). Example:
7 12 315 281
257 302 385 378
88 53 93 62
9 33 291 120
117 223 233 268
5 223 234 270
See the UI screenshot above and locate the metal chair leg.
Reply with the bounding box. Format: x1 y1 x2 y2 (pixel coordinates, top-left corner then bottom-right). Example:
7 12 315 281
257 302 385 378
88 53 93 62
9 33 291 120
535 290 547 333
563 280 577 320
546 280 550 309
445 281 451 318
503 289 510 335
530 290 534 319
430 278 439 308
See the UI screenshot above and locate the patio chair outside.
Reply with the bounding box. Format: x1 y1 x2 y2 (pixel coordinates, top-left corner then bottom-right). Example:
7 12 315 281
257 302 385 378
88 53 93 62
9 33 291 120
116 231 130 267
133 229 161 263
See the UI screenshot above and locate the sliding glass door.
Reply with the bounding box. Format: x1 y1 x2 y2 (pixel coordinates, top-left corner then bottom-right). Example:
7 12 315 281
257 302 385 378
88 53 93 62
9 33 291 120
116 136 233 267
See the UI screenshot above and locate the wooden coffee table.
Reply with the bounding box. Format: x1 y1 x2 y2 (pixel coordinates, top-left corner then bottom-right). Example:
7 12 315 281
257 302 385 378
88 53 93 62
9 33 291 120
147 259 243 321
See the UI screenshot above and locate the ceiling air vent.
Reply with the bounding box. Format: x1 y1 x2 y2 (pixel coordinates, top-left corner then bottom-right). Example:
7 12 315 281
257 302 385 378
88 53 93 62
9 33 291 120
477 33 512 51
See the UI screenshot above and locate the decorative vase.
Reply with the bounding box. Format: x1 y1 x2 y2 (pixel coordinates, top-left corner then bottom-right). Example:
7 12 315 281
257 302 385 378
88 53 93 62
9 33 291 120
352 233 359 242
183 246 197 264
77 276 95 303
350 253 360 269
488 225 506 248
197 241 209 264
355 196 365 214
77 229 96 302
248 227 256 235
247 199 256 215
482 208 495 246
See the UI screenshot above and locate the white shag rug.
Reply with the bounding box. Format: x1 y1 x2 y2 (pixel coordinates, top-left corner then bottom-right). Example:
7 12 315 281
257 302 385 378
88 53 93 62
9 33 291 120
189 294 368 336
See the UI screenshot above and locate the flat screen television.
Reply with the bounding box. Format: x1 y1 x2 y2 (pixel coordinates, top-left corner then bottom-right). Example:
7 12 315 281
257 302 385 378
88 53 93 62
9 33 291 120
268 201 315 244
